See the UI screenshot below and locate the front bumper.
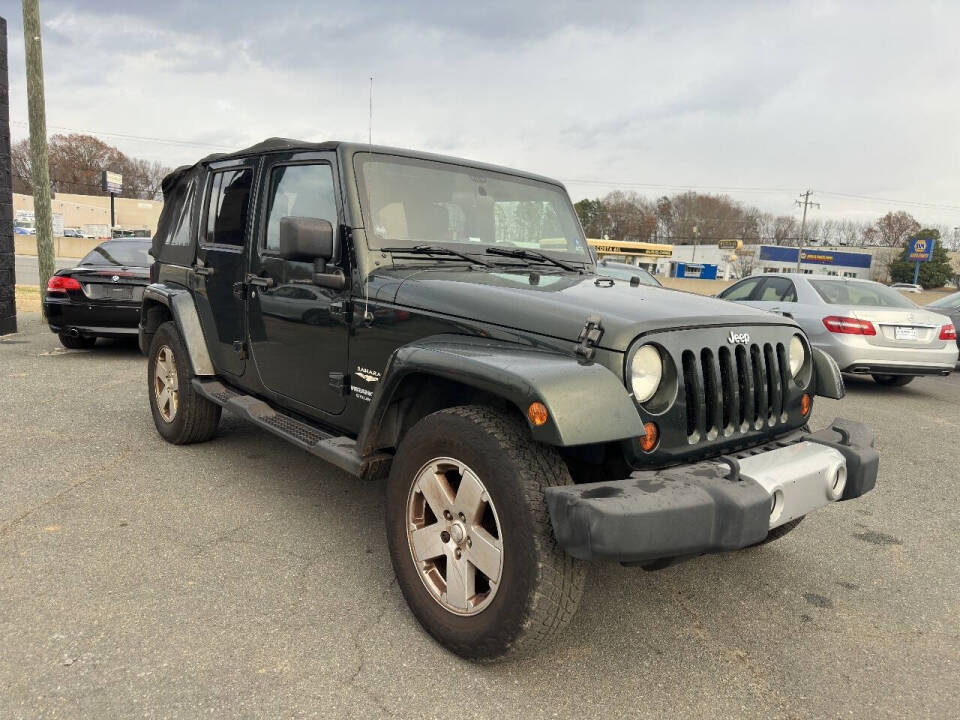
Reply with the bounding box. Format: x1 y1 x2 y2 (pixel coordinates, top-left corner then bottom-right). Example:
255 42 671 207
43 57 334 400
545 418 877 563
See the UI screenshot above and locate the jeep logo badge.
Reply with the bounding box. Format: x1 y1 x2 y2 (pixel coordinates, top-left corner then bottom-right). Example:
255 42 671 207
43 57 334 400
727 331 750 344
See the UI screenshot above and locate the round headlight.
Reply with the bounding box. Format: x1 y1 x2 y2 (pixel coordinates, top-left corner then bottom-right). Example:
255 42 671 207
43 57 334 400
630 345 663 403
789 334 806 378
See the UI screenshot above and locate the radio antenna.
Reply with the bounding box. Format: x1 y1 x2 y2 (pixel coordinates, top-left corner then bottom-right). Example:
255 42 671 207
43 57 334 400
368 76 373 147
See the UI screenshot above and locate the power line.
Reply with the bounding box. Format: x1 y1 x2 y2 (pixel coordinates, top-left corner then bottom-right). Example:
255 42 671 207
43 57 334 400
9 119 235 151
11 119 960 214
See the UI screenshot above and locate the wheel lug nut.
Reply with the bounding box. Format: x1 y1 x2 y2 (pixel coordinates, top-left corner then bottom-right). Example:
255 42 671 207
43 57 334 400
440 530 451 543
466 537 472 547
458 512 465 521
455 549 462 560
443 510 452 520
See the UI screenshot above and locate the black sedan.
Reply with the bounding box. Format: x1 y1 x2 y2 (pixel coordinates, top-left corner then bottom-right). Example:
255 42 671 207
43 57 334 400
43 238 152 349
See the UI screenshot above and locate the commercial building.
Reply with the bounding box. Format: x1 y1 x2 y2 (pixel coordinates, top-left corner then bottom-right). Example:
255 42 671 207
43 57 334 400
587 239 673 272
664 241 742 280
753 245 872 279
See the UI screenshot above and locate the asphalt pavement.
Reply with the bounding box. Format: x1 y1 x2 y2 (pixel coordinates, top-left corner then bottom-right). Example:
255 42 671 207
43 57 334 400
14 255 76 286
1 312 958 718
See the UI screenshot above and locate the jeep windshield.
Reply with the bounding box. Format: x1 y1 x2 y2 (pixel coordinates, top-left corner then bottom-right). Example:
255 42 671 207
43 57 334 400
354 153 592 267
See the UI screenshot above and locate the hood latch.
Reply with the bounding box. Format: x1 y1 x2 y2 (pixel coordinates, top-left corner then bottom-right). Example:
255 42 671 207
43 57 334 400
574 315 604 361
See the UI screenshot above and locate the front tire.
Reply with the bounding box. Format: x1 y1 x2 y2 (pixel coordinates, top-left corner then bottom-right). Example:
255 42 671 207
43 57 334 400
147 321 221 444
871 374 914 387
385 405 585 661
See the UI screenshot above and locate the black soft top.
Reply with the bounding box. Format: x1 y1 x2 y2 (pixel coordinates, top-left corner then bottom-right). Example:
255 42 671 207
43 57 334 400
152 137 566 262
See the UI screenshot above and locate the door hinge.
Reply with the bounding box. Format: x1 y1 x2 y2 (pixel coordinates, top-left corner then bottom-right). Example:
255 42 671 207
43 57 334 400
330 300 352 323
574 315 604 361
329 371 350 395
233 340 247 359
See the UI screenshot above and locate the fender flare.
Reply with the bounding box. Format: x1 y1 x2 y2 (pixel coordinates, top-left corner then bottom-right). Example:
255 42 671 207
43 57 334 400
812 347 845 399
356 334 646 453
141 283 215 376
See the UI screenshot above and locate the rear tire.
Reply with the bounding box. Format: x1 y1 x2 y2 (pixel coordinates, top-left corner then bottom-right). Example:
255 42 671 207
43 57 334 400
871 374 914 387
385 405 585 661
58 332 96 349
147 321 221 444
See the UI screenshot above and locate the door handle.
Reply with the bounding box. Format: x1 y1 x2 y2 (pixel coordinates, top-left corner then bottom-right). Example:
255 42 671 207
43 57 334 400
245 274 275 289
192 265 215 276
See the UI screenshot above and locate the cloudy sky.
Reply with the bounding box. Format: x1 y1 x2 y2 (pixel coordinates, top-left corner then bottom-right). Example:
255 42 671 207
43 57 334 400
6 0 960 226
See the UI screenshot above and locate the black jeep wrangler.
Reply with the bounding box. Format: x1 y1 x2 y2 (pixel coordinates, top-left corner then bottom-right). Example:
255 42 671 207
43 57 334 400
140 138 878 660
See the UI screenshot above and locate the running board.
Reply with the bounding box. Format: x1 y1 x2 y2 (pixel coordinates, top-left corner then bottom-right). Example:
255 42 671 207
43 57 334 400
192 378 390 479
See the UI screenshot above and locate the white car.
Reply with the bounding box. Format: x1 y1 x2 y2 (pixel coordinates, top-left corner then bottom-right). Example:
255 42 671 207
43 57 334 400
890 282 922 294
718 273 957 386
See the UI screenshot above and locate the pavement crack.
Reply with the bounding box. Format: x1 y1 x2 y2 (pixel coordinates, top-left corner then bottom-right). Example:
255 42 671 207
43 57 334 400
0 455 124 538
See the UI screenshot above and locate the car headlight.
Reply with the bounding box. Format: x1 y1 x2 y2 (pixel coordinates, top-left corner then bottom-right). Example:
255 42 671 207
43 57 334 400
630 345 663 403
789 334 806 378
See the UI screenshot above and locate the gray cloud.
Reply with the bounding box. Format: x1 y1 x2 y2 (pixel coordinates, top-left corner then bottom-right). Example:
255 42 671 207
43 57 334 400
5 0 959 225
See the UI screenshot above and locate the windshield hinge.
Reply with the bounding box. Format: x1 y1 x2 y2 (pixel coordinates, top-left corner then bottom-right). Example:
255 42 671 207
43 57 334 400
574 315 604 361
330 300 352 323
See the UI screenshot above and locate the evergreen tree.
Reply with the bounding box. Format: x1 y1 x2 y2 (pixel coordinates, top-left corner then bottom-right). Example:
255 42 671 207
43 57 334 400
888 229 953 288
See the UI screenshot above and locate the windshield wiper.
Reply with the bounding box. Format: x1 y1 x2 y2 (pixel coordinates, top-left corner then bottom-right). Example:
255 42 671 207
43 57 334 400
382 245 492 267
484 247 581 272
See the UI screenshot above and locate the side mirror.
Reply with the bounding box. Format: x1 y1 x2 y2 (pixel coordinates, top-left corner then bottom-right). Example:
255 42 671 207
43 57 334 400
278 217 335 263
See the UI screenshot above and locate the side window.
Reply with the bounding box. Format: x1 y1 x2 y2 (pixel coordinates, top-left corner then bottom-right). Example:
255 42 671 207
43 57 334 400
204 168 253 246
757 277 797 302
264 164 337 251
720 277 761 301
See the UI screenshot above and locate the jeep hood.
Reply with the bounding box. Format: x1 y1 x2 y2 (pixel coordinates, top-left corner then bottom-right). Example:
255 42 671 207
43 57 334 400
378 268 794 352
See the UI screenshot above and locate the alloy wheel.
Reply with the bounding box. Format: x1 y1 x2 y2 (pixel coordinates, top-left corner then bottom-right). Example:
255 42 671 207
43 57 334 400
154 345 179 423
406 457 504 615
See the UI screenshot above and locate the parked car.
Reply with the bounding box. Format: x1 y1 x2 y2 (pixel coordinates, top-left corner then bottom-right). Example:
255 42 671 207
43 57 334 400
718 273 957 386
43 238 153 348
890 282 922 294
595 259 662 287
139 138 876 660
62 228 84 238
926 291 960 349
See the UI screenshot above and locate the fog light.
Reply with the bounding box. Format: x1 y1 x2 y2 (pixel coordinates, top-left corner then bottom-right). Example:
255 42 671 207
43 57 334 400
638 422 659 452
527 402 549 427
801 394 811 415
827 462 847 500
769 488 785 526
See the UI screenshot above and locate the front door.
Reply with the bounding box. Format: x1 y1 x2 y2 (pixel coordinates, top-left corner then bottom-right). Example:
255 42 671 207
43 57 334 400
193 158 258 376
247 153 349 414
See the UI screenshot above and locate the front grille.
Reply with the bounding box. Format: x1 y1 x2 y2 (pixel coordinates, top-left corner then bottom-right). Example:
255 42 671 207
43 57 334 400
681 340 790 443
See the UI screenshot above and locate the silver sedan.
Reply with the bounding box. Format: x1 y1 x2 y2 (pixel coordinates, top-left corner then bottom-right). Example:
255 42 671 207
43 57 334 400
718 273 958 386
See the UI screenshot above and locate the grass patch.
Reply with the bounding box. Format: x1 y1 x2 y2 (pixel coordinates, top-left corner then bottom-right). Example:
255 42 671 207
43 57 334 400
15 285 43 313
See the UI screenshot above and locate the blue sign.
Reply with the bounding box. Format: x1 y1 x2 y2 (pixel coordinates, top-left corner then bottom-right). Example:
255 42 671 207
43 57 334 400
907 237 934 262
758 245 872 269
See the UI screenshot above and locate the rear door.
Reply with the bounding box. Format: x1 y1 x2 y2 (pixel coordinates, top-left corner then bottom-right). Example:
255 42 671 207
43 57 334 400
192 159 258 377
749 276 798 315
246 152 350 414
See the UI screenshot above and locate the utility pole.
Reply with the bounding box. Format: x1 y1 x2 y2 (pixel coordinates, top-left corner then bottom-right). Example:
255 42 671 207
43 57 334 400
22 0 54 317
0 16 16 336
794 189 820 271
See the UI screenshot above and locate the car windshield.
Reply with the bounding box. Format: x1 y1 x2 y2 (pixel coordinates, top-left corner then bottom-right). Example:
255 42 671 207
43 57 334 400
928 291 960 309
354 153 591 264
597 263 661 286
810 279 915 308
79 241 152 267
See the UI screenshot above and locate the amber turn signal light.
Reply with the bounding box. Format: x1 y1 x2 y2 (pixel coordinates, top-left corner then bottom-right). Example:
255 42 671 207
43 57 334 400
801 394 811 415
527 402 549 427
638 422 659 452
